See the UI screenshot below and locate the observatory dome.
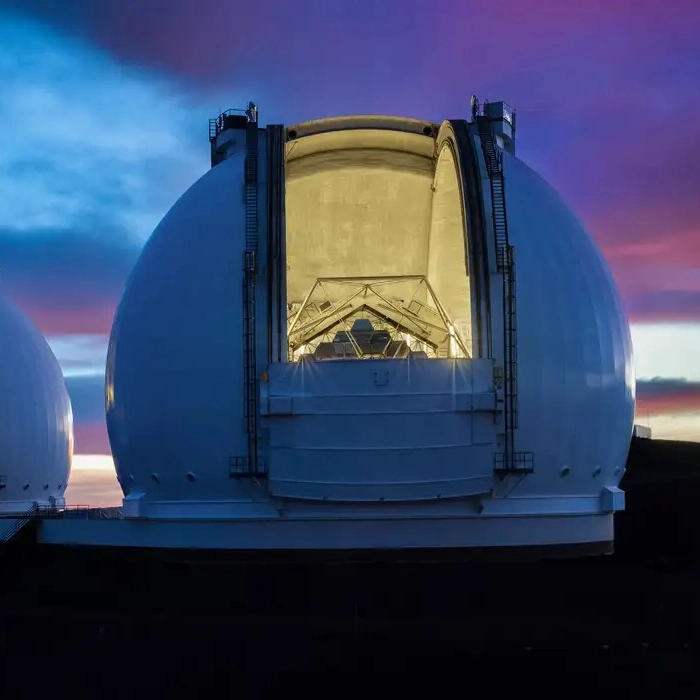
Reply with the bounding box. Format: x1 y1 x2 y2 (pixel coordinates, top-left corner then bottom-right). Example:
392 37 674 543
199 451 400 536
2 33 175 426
0 293 73 513
107 106 634 548
500 149 635 492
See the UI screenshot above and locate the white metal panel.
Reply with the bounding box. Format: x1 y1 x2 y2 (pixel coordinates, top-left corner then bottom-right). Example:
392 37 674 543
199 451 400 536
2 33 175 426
264 358 496 501
632 424 651 439
0 293 72 512
501 151 635 496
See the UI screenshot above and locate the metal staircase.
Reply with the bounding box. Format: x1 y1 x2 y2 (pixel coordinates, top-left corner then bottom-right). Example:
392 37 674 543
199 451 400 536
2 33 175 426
475 114 533 477
0 506 38 560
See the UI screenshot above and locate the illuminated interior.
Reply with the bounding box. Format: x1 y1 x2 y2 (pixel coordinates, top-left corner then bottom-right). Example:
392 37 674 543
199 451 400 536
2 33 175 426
284 122 472 361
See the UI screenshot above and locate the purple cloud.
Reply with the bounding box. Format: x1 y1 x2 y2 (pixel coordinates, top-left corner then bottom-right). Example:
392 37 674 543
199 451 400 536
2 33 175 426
637 377 700 416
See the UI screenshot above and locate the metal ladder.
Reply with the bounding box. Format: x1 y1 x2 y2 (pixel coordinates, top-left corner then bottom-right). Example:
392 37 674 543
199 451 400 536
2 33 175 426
239 110 264 476
476 116 533 477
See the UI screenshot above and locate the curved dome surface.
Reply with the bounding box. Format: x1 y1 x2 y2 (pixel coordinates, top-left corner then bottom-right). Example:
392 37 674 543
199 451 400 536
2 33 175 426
0 293 73 512
502 151 635 492
106 115 634 510
106 153 250 502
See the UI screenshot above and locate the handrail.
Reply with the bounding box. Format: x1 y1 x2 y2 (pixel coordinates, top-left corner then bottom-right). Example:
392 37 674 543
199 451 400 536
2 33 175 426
209 103 259 141
0 505 38 519
0 504 121 521
209 108 247 140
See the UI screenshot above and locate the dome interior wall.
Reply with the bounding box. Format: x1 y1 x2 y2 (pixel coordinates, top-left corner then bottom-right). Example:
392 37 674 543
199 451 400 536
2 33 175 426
284 129 473 360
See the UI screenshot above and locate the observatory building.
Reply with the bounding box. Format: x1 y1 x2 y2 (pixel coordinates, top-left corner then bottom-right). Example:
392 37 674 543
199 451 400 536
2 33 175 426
98 100 634 557
0 293 73 515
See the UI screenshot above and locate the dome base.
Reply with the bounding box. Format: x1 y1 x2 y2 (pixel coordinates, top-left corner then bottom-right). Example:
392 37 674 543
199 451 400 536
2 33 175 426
41 496 619 558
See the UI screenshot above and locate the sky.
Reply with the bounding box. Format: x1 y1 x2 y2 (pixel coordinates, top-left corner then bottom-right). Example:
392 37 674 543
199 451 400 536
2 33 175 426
0 0 698 506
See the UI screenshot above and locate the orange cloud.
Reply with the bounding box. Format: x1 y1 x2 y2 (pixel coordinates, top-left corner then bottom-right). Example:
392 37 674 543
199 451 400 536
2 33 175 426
74 421 110 455
636 378 700 417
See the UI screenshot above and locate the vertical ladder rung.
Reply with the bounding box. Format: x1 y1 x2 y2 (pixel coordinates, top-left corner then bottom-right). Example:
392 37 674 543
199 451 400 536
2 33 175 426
477 114 524 474
239 120 263 476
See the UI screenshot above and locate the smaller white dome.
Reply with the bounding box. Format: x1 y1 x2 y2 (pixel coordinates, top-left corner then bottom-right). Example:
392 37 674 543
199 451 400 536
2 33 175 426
0 293 73 514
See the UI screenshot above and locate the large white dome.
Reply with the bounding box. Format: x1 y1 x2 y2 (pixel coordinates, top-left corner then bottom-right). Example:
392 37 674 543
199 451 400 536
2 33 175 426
106 110 634 553
106 154 249 503
502 150 634 493
0 293 73 513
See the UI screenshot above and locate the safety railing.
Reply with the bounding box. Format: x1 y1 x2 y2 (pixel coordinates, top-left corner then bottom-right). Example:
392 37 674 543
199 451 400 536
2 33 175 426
0 504 122 521
208 102 259 141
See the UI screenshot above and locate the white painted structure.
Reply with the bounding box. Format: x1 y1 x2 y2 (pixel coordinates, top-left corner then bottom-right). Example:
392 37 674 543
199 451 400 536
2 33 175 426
99 103 635 557
633 424 652 439
0 293 73 514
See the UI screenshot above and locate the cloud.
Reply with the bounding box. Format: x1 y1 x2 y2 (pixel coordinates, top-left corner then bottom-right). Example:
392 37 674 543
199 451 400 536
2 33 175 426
626 291 700 324
1 1 699 470
635 375 700 442
631 323 700 384
0 11 219 334
72 422 110 455
47 334 108 376
0 228 139 333
65 373 104 423
10 0 698 88
636 377 700 416
7 1 700 328
65 464 122 507
64 373 110 454
1 2 440 100
640 412 700 443
0 14 208 237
